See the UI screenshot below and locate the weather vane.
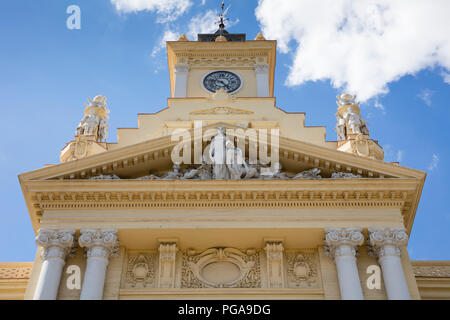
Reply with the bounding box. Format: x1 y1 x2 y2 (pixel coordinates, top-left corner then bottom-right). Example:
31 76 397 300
217 1 229 32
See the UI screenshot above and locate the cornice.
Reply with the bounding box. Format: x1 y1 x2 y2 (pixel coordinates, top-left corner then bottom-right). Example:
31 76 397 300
24 179 418 232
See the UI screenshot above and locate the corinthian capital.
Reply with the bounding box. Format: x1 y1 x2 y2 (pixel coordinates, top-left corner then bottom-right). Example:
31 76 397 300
79 229 119 259
324 227 364 258
368 228 408 258
36 229 76 260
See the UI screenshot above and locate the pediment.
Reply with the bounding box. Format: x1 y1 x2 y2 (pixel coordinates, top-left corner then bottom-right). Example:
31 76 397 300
19 122 425 182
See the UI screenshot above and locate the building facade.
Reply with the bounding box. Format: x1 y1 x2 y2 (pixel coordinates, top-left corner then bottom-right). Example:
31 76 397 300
1 26 450 300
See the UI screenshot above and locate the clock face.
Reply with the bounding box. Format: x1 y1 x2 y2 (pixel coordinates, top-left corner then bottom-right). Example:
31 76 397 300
202 71 242 93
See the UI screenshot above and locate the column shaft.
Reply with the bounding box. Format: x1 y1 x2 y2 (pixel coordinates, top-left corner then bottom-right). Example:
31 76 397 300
33 251 65 300
33 229 75 300
80 254 109 300
334 245 363 300
368 228 411 300
324 227 364 300
378 245 411 299
79 229 119 300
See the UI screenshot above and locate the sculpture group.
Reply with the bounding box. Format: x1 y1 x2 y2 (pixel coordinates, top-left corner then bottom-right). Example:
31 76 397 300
75 95 109 142
335 94 370 141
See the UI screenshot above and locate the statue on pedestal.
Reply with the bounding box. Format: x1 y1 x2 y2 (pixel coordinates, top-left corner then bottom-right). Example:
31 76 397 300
75 95 110 142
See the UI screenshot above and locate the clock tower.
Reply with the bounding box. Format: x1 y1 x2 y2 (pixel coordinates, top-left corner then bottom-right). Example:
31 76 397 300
167 27 276 99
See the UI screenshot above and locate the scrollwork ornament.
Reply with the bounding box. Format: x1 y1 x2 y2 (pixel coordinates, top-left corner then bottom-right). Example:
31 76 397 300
368 228 408 258
36 229 76 261
79 229 119 259
324 227 363 259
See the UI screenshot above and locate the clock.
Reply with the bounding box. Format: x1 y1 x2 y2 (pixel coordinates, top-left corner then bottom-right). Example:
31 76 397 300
202 71 242 93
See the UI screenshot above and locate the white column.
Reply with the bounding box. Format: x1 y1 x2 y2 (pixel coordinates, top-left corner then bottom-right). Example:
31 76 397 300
33 229 75 300
368 228 410 300
158 242 178 288
79 229 118 300
324 228 364 300
265 242 285 288
254 64 270 97
173 64 189 98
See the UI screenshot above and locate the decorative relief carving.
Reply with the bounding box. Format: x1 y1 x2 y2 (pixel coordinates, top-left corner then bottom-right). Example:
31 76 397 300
190 107 252 115
286 252 320 288
187 56 257 67
265 242 284 288
0 267 32 279
413 265 450 278
324 227 364 259
36 229 76 261
79 229 119 259
367 227 408 258
125 253 156 288
181 248 261 288
158 242 178 288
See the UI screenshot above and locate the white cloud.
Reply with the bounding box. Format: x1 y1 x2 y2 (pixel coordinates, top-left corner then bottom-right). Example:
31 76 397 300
396 150 403 163
111 0 192 22
428 154 439 171
417 89 435 107
442 71 450 85
151 29 180 57
255 0 450 101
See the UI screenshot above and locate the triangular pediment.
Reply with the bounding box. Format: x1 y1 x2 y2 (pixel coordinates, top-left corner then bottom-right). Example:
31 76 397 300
19 122 425 182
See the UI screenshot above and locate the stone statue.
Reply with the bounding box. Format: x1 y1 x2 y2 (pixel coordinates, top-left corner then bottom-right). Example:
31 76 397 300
331 172 361 179
87 95 107 109
343 107 366 135
82 109 100 136
337 93 358 108
74 95 110 142
182 164 212 180
292 168 322 180
335 113 346 141
98 118 109 142
163 163 183 180
226 139 248 179
209 127 231 179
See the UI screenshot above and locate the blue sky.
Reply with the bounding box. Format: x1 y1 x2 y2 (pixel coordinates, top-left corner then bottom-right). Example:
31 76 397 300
0 0 449 261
